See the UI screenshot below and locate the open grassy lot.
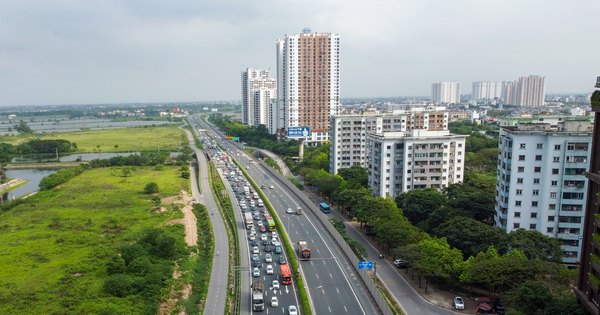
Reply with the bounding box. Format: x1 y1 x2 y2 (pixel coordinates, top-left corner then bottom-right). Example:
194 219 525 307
0 166 188 314
2 124 185 153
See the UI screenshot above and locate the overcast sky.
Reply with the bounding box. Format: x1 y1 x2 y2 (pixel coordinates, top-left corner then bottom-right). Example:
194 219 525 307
1 0 598 106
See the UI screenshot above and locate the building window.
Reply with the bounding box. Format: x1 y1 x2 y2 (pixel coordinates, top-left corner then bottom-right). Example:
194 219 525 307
515 201 522 206
553 157 559 162
516 189 523 195
535 155 542 161
534 167 541 172
547 227 554 233
519 155 526 161
551 180 557 186
550 192 557 198
554 145 561 150
518 167 525 172
548 216 555 222
532 201 538 207
533 178 540 184
549 204 556 210
517 178 523 184
520 143 526 149
530 224 536 230
514 223 520 228
531 213 537 218
552 169 559 175
532 190 539 196
537 143 543 149
515 212 521 218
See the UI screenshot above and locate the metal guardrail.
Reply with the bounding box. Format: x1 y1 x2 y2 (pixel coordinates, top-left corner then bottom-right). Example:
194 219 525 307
258 161 393 315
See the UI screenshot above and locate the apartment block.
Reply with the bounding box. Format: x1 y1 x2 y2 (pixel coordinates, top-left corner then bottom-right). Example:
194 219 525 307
432 81 461 104
472 81 502 100
241 68 276 127
495 116 593 265
276 28 340 144
501 75 546 106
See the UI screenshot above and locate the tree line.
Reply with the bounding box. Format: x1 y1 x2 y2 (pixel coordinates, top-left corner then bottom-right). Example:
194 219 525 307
0 139 77 162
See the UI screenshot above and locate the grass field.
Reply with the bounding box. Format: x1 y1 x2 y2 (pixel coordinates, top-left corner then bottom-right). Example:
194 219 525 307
0 166 188 314
2 124 186 153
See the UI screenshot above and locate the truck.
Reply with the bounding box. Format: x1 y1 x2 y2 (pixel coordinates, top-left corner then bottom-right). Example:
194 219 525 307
252 280 264 311
244 212 253 230
297 240 310 259
296 206 302 215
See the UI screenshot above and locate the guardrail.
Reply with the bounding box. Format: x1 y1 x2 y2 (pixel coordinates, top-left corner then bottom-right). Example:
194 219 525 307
258 161 393 315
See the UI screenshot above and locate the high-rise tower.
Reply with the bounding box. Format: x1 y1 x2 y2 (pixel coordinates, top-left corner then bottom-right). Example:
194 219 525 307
241 68 276 127
276 28 340 144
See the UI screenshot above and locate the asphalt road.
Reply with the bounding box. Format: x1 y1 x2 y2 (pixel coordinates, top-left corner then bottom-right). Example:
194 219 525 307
196 117 380 315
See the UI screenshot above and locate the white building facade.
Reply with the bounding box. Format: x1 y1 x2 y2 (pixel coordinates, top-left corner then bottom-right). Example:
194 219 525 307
276 28 340 144
329 107 466 197
501 75 546 106
241 68 276 127
472 81 502 101
432 81 461 104
495 117 593 265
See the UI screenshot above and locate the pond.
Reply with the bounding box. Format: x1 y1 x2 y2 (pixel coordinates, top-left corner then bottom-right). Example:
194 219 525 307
3 169 58 199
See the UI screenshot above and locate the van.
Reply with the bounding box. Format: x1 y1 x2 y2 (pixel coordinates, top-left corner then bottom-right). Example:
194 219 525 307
296 206 302 215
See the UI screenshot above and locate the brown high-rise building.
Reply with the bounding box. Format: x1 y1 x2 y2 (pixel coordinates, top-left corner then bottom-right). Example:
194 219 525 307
576 77 600 315
276 28 340 144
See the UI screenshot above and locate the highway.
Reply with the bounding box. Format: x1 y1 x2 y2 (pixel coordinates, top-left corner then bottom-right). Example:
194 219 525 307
194 116 380 315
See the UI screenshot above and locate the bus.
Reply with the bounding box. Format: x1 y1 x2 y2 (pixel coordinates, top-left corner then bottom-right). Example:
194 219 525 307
280 264 292 285
319 203 330 213
267 217 276 232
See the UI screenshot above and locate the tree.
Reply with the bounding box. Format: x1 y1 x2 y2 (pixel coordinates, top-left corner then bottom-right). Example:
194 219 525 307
15 120 33 134
337 165 368 187
543 298 584 315
507 229 563 263
144 182 159 194
433 216 508 258
414 236 464 292
510 281 552 315
395 188 447 226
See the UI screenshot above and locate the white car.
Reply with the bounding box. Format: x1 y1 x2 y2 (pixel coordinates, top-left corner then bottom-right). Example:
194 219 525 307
454 297 464 310
253 246 259 254
272 279 280 290
257 221 264 226
269 185 274 189
272 231 278 239
253 267 260 277
288 305 298 315
286 208 293 214
265 253 273 263
266 264 274 275
261 234 268 241
271 296 279 307
249 234 256 241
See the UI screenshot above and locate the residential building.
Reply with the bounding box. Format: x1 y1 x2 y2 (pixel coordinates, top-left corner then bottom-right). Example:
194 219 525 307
276 28 340 144
472 81 502 101
575 78 600 315
501 75 546 106
241 68 276 127
432 82 461 104
329 107 466 197
495 116 593 265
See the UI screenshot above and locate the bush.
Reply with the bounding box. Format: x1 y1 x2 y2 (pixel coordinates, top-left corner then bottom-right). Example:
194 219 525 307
104 274 132 297
144 182 159 194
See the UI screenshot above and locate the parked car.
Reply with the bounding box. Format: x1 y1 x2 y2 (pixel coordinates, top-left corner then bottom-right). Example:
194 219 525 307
454 297 464 310
394 259 411 268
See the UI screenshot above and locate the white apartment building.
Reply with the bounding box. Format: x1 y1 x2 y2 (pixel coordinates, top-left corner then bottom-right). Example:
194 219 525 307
472 81 502 101
329 107 466 197
501 75 546 106
241 68 276 127
432 81 461 104
276 28 340 144
495 116 593 265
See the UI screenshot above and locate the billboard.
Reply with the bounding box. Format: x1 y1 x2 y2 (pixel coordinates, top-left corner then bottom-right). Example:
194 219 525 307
287 127 310 138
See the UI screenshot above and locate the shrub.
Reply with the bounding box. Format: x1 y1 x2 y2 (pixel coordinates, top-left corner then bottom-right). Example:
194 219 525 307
144 182 159 194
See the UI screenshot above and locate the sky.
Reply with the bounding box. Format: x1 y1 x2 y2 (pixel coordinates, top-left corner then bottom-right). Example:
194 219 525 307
1 0 599 106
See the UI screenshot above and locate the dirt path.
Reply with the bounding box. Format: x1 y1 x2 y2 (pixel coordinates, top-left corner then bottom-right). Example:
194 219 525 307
165 190 198 246
0 178 28 193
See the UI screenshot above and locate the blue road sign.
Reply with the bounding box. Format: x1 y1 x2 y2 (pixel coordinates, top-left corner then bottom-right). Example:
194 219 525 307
288 127 310 138
358 261 373 270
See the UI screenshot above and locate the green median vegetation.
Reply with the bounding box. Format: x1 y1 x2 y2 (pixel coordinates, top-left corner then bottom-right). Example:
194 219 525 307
0 166 188 314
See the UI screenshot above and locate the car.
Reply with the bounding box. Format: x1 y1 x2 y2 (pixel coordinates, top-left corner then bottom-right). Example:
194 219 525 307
454 297 465 310
253 258 261 267
271 238 278 245
253 246 259 254
394 259 411 268
237 183 242 187
264 245 271 252
262 240 270 246
249 234 256 241
253 267 260 277
279 255 287 265
272 231 278 239
260 225 267 233
272 279 280 289
265 253 273 263
271 296 279 307
254 214 260 220
288 305 298 315
266 264 274 274
257 220 263 226
261 234 268 241
251 240 258 246
261 185 266 189
250 228 256 234
261 208 267 213
269 185 274 189
286 208 293 214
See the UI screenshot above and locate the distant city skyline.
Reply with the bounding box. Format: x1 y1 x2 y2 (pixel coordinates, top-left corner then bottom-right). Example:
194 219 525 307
0 1 598 106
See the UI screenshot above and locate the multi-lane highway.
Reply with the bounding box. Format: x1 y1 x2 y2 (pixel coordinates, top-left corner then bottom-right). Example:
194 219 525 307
193 116 380 315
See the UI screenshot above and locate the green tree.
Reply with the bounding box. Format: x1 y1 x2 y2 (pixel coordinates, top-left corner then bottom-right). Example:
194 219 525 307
144 182 159 194
507 229 563 263
414 236 464 293
103 274 132 297
543 298 584 315
15 120 33 134
395 188 447 226
510 281 552 315
337 165 368 187
433 216 508 257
